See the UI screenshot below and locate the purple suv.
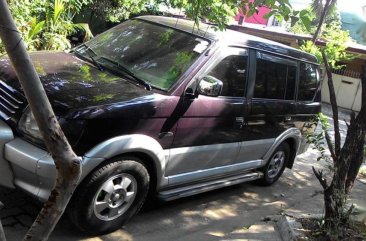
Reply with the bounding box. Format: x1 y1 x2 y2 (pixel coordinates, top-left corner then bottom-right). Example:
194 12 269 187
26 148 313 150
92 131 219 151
0 16 321 234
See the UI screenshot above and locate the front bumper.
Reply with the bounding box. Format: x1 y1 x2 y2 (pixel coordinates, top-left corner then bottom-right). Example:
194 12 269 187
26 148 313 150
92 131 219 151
0 119 104 201
0 120 15 188
0 119 56 200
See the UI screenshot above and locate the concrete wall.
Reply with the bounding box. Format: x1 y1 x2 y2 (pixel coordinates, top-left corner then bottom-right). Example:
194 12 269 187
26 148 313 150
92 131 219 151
321 73 362 112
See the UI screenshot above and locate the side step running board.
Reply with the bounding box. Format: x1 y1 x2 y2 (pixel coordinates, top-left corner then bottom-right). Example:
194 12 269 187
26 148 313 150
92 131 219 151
158 171 263 201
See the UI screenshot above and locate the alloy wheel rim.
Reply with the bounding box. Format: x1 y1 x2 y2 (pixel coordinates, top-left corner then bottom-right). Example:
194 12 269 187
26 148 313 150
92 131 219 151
267 151 285 179
93 173 137 221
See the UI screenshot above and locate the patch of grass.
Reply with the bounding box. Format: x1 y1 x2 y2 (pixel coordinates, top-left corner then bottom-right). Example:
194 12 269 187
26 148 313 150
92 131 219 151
298 217 365 241
355 222 366 240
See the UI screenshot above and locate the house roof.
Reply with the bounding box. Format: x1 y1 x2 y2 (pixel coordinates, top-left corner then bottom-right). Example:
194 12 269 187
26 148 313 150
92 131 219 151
228 24 366 55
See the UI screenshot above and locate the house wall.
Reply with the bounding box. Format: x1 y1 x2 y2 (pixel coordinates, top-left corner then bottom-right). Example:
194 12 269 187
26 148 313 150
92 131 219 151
321 73 362 112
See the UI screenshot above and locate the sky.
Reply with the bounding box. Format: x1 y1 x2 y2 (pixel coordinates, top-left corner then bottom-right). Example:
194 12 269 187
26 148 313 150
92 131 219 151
290 0 366 16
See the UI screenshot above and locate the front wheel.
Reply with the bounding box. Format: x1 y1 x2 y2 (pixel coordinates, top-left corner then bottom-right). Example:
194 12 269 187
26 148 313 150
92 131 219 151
67 157 149 235
258 142 290 186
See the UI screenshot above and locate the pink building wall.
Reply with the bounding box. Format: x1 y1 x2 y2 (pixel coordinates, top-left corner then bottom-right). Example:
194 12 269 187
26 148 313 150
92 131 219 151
234 2 271 25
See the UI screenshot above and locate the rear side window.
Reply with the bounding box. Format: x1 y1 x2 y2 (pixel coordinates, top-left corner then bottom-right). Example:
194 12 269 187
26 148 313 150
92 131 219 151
254 52 297 100
298 63 319 101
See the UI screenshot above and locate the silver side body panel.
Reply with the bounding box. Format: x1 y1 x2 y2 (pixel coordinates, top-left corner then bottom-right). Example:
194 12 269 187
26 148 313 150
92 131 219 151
165 143 240 177
1 119 305 201
168 159 263 186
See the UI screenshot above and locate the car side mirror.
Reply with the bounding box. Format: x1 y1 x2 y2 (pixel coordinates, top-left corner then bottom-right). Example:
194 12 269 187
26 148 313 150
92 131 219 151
197 76 223 97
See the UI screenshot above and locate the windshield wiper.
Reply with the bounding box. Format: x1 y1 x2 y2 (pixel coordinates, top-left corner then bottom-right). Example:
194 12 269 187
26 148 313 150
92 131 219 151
99 56 152 91
77 44 104 71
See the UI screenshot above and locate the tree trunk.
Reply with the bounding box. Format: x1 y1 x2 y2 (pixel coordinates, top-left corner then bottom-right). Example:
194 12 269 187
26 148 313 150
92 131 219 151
0 1 82 241
312 0 334 43
344 64 366 193
321 58 366 231
323 184 344 224
321 44 341 157
315 37 364 236
0 202 6 241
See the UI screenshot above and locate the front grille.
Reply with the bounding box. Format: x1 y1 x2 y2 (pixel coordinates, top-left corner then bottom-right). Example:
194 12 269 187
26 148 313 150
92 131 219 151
0 80 26 121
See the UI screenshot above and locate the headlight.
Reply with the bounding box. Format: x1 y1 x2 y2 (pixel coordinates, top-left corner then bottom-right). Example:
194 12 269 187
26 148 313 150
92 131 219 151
18 107 86 149
18 107 43 141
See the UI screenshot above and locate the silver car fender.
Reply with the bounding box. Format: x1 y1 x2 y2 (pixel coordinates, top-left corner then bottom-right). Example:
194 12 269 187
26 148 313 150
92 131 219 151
81 134 168 187
262 128 302 163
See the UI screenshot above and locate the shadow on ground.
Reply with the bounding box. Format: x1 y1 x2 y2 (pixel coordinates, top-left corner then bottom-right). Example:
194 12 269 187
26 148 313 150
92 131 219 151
2 150 354 241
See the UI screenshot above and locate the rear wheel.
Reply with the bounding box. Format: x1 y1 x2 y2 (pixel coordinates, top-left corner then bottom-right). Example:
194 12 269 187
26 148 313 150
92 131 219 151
68 157 149 235
258 142 290 186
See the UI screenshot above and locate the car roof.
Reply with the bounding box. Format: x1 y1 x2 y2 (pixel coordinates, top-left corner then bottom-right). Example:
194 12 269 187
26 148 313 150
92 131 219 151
136 15 318 64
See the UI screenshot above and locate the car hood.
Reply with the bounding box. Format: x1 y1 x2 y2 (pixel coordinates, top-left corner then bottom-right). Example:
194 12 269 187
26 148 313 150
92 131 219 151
0 51 151 113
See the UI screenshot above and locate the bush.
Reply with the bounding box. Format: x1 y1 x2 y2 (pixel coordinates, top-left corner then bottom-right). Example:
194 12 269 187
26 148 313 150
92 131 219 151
0 0 92 54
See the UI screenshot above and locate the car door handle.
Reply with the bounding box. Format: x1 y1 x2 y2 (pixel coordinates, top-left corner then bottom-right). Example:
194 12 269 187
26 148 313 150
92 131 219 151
235 117 244 129
235 117 244 123
285 116 292 121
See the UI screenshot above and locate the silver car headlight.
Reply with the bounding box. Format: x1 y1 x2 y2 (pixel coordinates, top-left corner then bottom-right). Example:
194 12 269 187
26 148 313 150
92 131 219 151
18 107 43 141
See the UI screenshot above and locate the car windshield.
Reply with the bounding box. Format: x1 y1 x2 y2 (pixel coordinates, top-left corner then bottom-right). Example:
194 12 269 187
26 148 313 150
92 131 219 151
76 19 210 90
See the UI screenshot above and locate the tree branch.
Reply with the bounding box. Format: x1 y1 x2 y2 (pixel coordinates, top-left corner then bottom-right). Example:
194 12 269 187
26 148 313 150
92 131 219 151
324 130 337 162
321 50 341 157
360 64 366 120
312 0 334 43
312 166 329 189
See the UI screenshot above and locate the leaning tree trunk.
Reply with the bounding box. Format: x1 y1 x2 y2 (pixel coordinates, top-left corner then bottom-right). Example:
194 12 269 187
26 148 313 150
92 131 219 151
0 1 82 241
0 202 6 241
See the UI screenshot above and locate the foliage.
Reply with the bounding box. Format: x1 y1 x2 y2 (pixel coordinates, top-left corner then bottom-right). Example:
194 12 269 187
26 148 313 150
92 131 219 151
299 23 354 67
289 2 341 37
322 24 355 67
0 0 92 53
160 0 313 31
289 7 317 35
310 0 337 23
0 0 319 53
168 0 240 31
244 0 313 31
304 113 330 162
84 0 147 23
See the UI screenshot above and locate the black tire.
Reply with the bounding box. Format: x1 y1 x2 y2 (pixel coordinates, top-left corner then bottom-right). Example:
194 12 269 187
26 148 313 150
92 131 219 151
257 142 290 186
67 157 149 235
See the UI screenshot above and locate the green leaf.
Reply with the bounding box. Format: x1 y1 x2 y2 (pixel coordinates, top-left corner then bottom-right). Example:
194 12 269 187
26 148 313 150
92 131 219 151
299 9 309 18
53 0 65 23
264 11 276 19
28 19 45 40
290 16 299 27
73 23 93 40
301 15 312 32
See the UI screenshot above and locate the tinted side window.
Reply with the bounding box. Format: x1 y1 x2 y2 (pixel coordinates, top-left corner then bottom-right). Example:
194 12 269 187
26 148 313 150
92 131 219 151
298 63 319 101
207 54 247 97
254 52 297 100
285 66 297 100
